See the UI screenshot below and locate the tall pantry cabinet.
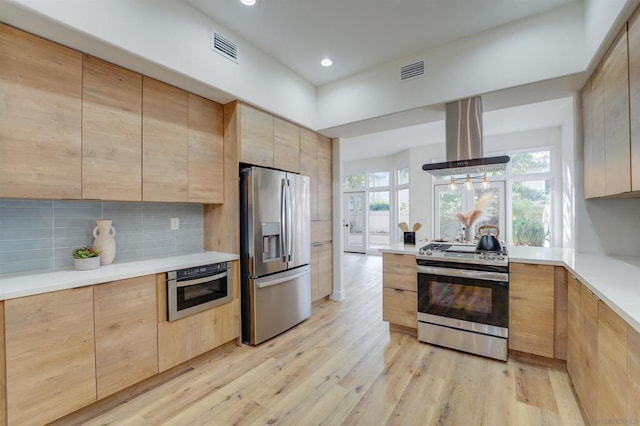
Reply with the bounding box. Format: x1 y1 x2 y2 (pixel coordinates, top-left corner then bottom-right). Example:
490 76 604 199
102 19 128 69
216 102 333 302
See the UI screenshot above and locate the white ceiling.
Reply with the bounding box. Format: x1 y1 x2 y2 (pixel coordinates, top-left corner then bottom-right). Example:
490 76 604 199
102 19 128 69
184 0 578 86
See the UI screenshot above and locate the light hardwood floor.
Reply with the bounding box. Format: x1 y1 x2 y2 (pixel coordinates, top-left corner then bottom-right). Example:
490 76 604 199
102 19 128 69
58 253 585 425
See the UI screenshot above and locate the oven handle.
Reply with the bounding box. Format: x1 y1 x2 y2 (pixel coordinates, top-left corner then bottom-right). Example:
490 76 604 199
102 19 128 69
174 272 228 288
417 265 508 283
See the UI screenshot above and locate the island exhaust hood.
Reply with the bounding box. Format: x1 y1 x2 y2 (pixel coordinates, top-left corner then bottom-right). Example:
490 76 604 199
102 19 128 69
422 97 509 177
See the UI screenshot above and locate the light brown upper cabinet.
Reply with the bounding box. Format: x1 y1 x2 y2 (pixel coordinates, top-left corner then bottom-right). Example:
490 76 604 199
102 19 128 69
300 128 319 219
603 27 631 195
274 117 300 172
142 77 189 202
583 11 640 198
583 62 607 198
630 7 640 192
0 24 82 199
299 129 333 221
82 55 142 201
582 78 594 199
188 93 224 204
317 135 333 221
239 103 274 168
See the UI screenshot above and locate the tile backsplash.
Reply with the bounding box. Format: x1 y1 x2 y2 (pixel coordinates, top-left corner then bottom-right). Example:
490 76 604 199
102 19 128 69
0 199 203 274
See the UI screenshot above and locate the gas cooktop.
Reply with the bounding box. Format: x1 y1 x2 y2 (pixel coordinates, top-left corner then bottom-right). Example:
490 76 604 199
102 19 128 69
417 242 508 266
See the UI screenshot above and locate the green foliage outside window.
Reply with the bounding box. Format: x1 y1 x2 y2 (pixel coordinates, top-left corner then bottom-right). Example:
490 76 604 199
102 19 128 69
369 200 390 211
512 180 549 246
344 173 365 189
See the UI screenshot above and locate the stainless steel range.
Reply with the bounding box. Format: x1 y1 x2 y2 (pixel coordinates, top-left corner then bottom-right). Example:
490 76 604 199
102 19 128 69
416 243 509 361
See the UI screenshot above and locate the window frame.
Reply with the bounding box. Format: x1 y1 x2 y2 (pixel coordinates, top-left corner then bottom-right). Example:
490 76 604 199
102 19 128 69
431 145 556 247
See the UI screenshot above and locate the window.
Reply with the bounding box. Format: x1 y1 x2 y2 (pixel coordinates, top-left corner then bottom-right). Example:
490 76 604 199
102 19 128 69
433 148 553 247
398 167 409 185
368 171 390 187
434 182 505 242
368 191 390 249
342 167 409 252
343 173 365 189
511 180 550 246
510 150 552 247
396 167 410 242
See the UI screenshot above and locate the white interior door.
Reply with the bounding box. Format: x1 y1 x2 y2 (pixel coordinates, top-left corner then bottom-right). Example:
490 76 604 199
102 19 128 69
343 191 366 253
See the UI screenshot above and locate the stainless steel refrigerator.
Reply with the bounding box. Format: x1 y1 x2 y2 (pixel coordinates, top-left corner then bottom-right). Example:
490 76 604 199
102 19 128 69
240 166 311 345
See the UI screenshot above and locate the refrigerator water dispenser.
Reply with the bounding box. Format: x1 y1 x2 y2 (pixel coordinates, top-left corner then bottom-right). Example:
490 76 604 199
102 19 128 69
261 222 281 261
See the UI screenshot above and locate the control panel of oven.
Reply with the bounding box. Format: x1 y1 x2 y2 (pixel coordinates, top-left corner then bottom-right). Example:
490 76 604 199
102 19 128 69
175 262 228 281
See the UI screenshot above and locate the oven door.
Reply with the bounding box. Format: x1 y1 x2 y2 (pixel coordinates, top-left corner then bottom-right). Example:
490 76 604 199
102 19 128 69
417 265 508 331
168 266 233 321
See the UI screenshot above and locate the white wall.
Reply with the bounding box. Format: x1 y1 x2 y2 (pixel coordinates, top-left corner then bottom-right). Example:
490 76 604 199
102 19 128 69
317 2 584 130
343 151 410 176
584 0 632 69
1 0 318 129
572 94 640 256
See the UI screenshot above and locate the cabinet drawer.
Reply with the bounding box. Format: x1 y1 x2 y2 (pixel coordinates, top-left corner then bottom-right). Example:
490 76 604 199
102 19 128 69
383 253 416 291
383 288 417 329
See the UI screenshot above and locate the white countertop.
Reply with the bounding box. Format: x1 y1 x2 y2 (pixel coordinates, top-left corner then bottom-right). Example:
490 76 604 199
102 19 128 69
0 251 239 301
379 243 640 334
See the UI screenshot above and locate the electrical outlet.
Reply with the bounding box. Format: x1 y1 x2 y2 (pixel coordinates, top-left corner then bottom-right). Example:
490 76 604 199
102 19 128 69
171 217 179 230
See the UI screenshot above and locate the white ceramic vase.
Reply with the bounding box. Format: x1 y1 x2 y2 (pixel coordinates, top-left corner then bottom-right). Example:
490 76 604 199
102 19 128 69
93 219 116 265
464 226 474 243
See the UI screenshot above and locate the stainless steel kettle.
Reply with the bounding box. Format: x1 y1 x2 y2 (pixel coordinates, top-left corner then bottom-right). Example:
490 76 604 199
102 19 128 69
475 225 502 252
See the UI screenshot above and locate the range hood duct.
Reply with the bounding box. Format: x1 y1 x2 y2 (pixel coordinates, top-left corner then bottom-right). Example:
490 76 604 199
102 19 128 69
422 97 510 177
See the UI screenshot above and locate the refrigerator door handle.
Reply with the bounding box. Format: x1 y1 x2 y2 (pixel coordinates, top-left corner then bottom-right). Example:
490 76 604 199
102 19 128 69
286 178 293 261
280 178 287 262
255 267 310 289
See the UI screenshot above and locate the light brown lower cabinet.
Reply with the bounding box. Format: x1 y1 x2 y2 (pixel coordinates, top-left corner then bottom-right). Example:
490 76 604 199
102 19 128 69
311 242 333 302
567 273 640 426
382 288 417 329
94 275 158 399
158 298 240 372
597 301 627 423
382 253 417 292
566 274 581 391
508 263 555 357
628 325 640 423
4 287 97 426
579 283 599 425
382 253 417 330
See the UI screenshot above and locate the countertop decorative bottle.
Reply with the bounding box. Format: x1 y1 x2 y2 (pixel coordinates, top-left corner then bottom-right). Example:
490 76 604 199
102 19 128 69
93 219 116 265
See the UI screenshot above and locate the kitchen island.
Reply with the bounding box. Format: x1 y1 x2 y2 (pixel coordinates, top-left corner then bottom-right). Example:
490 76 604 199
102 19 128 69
380 242 640 424
379 243 640 333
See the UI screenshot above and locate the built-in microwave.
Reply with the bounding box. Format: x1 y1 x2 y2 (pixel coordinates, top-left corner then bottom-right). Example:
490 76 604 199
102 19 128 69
167 262 233 321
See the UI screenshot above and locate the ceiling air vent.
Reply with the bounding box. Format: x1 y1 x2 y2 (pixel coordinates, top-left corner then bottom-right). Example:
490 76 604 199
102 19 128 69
399 60 424 82
211 31 238 63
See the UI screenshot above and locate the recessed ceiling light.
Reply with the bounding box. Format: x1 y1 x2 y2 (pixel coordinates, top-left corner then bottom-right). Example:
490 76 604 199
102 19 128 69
320 58 333 67
240 0 256 6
